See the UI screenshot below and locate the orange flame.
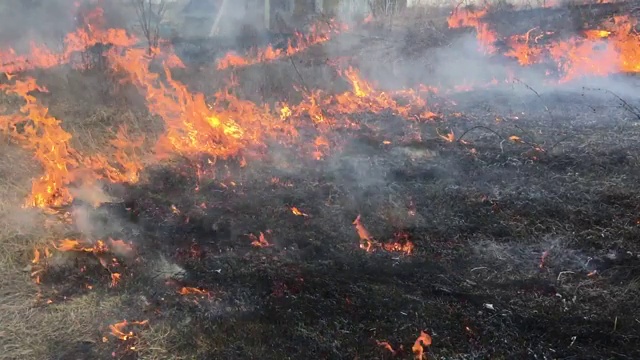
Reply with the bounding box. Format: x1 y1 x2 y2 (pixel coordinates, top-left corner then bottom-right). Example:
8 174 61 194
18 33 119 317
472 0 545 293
54 239 108 253
352 215 374 252
250 232 272 247
110 273 121 287
109 320 148 341
178 287 209 295
0 7 136 73
217 20 348 70
447 7 497 53
353 216 414 255
412 331 432 360
291 207 309 217
0 78 79 208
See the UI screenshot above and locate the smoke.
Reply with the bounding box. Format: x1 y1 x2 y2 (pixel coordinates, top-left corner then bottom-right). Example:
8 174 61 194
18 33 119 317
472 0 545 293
0 0 131 52
0 0 76 51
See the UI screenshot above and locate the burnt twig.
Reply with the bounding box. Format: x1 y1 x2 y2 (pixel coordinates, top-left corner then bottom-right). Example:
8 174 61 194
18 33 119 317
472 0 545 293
456 125 507 143
512 77 555 124
582 86 640 123
288 56 310 96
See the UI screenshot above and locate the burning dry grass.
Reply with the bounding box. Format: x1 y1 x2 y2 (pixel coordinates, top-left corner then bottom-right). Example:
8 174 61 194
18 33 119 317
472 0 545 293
0 131 144 359
1 1 640 359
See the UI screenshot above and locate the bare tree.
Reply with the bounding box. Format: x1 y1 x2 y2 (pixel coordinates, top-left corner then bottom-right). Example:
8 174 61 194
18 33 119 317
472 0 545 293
133 0 167 55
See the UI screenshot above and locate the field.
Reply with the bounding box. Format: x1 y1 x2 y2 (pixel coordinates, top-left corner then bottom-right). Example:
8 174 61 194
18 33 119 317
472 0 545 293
1 2 640 360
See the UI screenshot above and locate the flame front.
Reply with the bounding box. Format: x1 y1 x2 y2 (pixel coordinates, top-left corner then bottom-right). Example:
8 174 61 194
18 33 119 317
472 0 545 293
217 20 348 70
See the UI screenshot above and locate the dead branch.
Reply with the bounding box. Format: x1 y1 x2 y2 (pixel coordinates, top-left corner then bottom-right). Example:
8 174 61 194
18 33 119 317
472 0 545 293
132 0 167 56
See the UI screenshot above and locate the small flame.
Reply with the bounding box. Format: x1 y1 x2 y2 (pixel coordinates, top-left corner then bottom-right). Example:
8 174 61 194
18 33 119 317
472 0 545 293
438 130 455 142
250 232 272 247
178 287 209 295
108 320 148 341
291 207 309 217
352 215 374 251
110 273 121 287
412 331 432 360
353 216 414 255
54 239 109 253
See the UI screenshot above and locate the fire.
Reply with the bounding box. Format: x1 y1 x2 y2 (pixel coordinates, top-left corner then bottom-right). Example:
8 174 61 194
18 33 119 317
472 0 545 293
83 125 144 185
438 130 455 143
32 249 41 265
0 78 78 208
217 20 348 70
178 287 209 295
412 331 432 360
505 29 545 66
0 76 140 209
110 273 121 287
353 216 414 255
291 207 309 217
108 320 149 341
54 239 108 253
0 7 136 73
250 232 272 247
503 15 640 81
108 47 297 161
447 7 498 53
447 8 489 29
352 215 374 252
